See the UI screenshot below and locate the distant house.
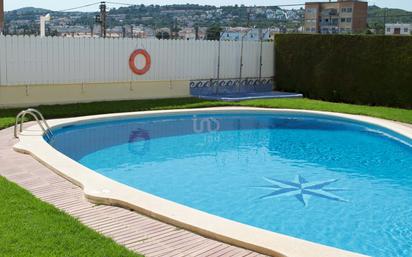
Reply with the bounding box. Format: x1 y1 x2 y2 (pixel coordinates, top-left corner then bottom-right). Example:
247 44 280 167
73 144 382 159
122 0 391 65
385 23 411 36
266 9 276 19
178 28 196 40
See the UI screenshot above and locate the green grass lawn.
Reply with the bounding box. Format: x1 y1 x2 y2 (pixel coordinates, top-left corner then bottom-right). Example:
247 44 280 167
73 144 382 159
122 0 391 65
0 98 412 129
1 97 411 130
0 176 141 257
1 97 411 257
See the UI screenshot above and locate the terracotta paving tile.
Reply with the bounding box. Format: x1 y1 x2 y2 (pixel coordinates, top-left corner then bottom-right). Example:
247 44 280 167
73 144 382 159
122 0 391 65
144 232 195 250
131 230 183 247
167 236 208 252
0 126 264 257
181 241 223 256
228 249 255 257
193 244 230 257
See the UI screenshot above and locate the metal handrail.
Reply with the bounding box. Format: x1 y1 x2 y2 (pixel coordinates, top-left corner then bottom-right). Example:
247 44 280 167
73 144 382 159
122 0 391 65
14 109 53 140
21 108 53 136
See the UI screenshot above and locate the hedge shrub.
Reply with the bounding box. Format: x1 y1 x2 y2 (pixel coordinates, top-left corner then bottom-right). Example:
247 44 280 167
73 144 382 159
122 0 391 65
275 34 412 109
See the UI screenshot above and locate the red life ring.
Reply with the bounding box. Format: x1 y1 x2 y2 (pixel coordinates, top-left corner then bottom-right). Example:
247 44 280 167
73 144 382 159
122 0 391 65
129 49 151 75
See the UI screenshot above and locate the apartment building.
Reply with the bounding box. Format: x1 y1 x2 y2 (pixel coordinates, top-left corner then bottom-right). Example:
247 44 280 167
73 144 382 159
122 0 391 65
304 0 367 34
0 0 4 34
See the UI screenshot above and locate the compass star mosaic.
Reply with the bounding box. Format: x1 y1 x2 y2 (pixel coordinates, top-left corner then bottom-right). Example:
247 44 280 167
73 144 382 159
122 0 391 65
255 175 348 206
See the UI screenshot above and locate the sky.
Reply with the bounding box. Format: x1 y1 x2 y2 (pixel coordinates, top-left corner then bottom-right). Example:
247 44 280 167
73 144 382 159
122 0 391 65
4 0 412 12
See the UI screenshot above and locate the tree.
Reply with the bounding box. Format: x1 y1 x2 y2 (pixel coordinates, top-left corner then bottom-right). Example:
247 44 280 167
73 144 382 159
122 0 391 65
206 25 222 40
156 31 170 39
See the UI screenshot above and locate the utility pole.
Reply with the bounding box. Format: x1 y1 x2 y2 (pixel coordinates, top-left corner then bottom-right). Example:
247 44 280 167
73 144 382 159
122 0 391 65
90 23 94 37
100 2 107 38
383 8 387 35
95 2 107 38
195 25 199 40
0 0 4 34
246 8 251 27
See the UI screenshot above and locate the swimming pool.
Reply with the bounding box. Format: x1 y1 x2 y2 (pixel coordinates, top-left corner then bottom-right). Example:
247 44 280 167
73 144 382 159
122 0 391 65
16 108 412 257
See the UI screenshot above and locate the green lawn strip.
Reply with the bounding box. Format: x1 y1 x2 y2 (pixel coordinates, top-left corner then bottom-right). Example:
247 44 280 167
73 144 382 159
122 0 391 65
237 98 412 124
1 97 411 130
0 176 141 257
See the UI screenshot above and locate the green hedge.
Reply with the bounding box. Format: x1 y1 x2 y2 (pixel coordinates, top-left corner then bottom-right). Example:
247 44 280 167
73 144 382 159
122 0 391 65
275 34 412 109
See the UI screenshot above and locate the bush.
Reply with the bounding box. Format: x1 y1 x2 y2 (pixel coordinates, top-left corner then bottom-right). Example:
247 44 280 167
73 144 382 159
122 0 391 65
275 34 412 108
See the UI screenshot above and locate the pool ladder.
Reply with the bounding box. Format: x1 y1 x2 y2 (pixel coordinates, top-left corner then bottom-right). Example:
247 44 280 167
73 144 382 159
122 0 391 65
14 108 54 140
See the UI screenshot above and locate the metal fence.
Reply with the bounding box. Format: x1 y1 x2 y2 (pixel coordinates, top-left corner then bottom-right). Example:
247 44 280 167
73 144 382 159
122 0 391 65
0 35 275 86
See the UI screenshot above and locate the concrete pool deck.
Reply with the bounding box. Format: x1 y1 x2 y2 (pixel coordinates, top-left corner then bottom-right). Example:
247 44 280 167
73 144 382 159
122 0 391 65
7 107 412 257
0 125 267 257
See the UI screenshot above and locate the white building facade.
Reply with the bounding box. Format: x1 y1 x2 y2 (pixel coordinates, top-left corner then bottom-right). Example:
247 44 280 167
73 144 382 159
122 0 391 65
385 23 412 36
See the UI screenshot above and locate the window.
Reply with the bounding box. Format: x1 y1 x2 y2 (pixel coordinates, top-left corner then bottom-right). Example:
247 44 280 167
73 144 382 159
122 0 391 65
404 28 409 33
346 18 352 23
387 28 391 32
341 18 346 22
342 7 353 13
306 8 317 14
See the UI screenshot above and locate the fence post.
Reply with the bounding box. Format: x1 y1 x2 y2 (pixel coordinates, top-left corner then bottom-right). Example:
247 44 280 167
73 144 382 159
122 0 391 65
258 30 266 81
216 29 227 95
273 34 277 90
238 32 246 93
239 34 244 81
216 35 221 95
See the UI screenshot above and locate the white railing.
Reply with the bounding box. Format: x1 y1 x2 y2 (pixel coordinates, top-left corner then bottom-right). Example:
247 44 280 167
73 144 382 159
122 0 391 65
0 35 275 86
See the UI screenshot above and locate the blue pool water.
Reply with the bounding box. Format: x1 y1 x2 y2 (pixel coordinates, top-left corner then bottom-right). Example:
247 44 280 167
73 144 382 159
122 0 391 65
48 112 412 257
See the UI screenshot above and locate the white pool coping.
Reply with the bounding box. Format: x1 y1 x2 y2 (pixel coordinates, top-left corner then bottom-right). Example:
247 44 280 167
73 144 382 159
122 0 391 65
14 107 412 257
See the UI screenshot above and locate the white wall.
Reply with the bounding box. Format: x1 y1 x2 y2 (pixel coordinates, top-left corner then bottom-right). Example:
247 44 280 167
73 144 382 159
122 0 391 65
0 36 275 86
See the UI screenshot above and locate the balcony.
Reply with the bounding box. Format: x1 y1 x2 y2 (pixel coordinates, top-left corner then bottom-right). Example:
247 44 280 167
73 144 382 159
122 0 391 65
320 8 338 16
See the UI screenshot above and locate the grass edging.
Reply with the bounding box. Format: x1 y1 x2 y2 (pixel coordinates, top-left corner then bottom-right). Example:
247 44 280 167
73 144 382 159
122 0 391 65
1 98 411 130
